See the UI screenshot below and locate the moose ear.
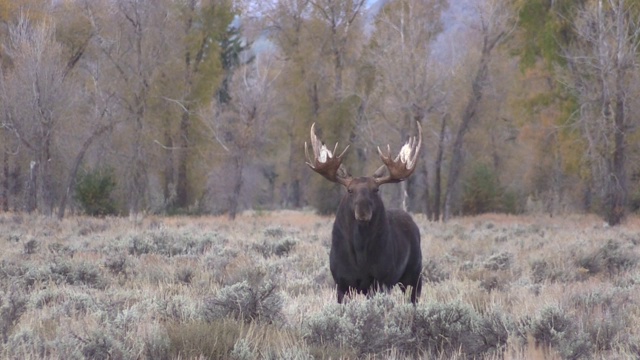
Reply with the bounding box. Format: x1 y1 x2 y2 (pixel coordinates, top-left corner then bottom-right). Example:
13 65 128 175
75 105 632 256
373 165 386 179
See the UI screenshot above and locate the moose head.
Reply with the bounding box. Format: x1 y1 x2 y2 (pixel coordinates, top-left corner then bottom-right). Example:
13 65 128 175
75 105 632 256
305 122 422 220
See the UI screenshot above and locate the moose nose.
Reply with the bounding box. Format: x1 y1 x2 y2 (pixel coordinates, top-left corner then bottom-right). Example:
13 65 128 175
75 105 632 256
354 203 372 222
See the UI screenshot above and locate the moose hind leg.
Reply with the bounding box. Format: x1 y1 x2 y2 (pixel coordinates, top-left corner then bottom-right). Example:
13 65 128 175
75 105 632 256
410 278 422 304
336 283 351 304
399 271 422 304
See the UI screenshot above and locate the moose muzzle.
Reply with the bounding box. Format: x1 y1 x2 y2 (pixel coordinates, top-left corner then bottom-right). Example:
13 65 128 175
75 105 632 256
354 202 373 222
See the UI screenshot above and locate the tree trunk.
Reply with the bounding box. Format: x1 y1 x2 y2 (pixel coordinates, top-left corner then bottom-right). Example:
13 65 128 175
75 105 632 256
176 110 190 208
162 126 174 206
129 114 146 216
444 41 492 221
26 161 37 213
420 157 431 217
333 46 343 101
228 154 245 220
40 135 54 216
604 3 629 226
605 95 626 225
433 114 448 221
287 121 302 208
57 124 113 219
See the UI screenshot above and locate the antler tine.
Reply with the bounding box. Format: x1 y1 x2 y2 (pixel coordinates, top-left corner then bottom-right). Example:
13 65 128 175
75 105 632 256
337 144 350 159
306 123 328 166
306 123 320 166
374 121 423 185
304 140 312 166
376 144 391 162
305 124 316 166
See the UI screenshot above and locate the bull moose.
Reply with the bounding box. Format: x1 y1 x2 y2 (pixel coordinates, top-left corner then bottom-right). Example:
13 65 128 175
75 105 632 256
305 122 423 303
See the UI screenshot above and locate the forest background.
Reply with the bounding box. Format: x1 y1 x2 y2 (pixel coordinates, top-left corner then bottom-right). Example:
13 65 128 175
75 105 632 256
1 0 639 226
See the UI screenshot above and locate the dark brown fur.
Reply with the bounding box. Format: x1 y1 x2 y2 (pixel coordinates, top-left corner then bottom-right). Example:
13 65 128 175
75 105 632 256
329 177 422 303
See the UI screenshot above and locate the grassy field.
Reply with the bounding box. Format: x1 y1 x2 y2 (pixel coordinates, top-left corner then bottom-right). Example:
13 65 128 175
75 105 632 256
0 210 639 359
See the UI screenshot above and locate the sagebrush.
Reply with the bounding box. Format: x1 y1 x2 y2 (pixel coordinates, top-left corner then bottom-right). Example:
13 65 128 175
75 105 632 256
0 211 638 359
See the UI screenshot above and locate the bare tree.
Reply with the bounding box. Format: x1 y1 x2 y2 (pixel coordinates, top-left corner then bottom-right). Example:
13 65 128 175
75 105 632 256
1 16 69 215
56 67 117 219
443 0 515 221
0 7 121 218
310 0 366 100
96 0 172 216
367 0 447 216
0 97 19 212
264 0 312 209
560 0 640 225
205 50 280 219
168 0 232 210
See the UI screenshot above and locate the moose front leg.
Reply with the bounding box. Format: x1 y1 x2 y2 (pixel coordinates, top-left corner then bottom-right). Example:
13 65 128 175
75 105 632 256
336 284 349 304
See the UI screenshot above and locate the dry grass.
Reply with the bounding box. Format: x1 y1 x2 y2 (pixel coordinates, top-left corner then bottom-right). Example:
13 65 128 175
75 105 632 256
0 210 639 359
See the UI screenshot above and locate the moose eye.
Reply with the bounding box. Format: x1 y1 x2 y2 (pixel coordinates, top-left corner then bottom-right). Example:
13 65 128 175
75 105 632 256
372 188 379 193
348 189 353 194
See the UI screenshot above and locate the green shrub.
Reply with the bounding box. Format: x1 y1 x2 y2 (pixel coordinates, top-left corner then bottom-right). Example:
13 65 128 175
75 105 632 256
576 240 638 278
49 259 74 284
73 262 107 289
501 189 522 214
142 325 171 360
475 308 513 354
462 164 502 215
75 168 117 216
80 331 125 360
230 338 257 360
312 181 343 215
5 328 47 358
304 295 390 355
0 286 28 343
202 279 283 324
422 258 449 283
341 294 390 354
630 187 640 212
530 259 550 283
174 267 195 284
253 237 297 258
570 287 633 352
527 307 593 360
104 254 128 276
304 303 352 349
126 230 214 257
462 164 521 215
23 238 39 255
304 295 510 358
484 251 512 271
275 345 314 360
46 259 107 289
263 226 286 238
414 301 482 357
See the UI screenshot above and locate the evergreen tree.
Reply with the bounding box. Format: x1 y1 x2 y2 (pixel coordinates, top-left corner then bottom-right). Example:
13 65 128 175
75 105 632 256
217 23 253 105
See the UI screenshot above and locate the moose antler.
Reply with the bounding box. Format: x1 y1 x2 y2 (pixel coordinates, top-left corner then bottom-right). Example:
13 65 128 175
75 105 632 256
374 122 422 185
305 123 352 186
